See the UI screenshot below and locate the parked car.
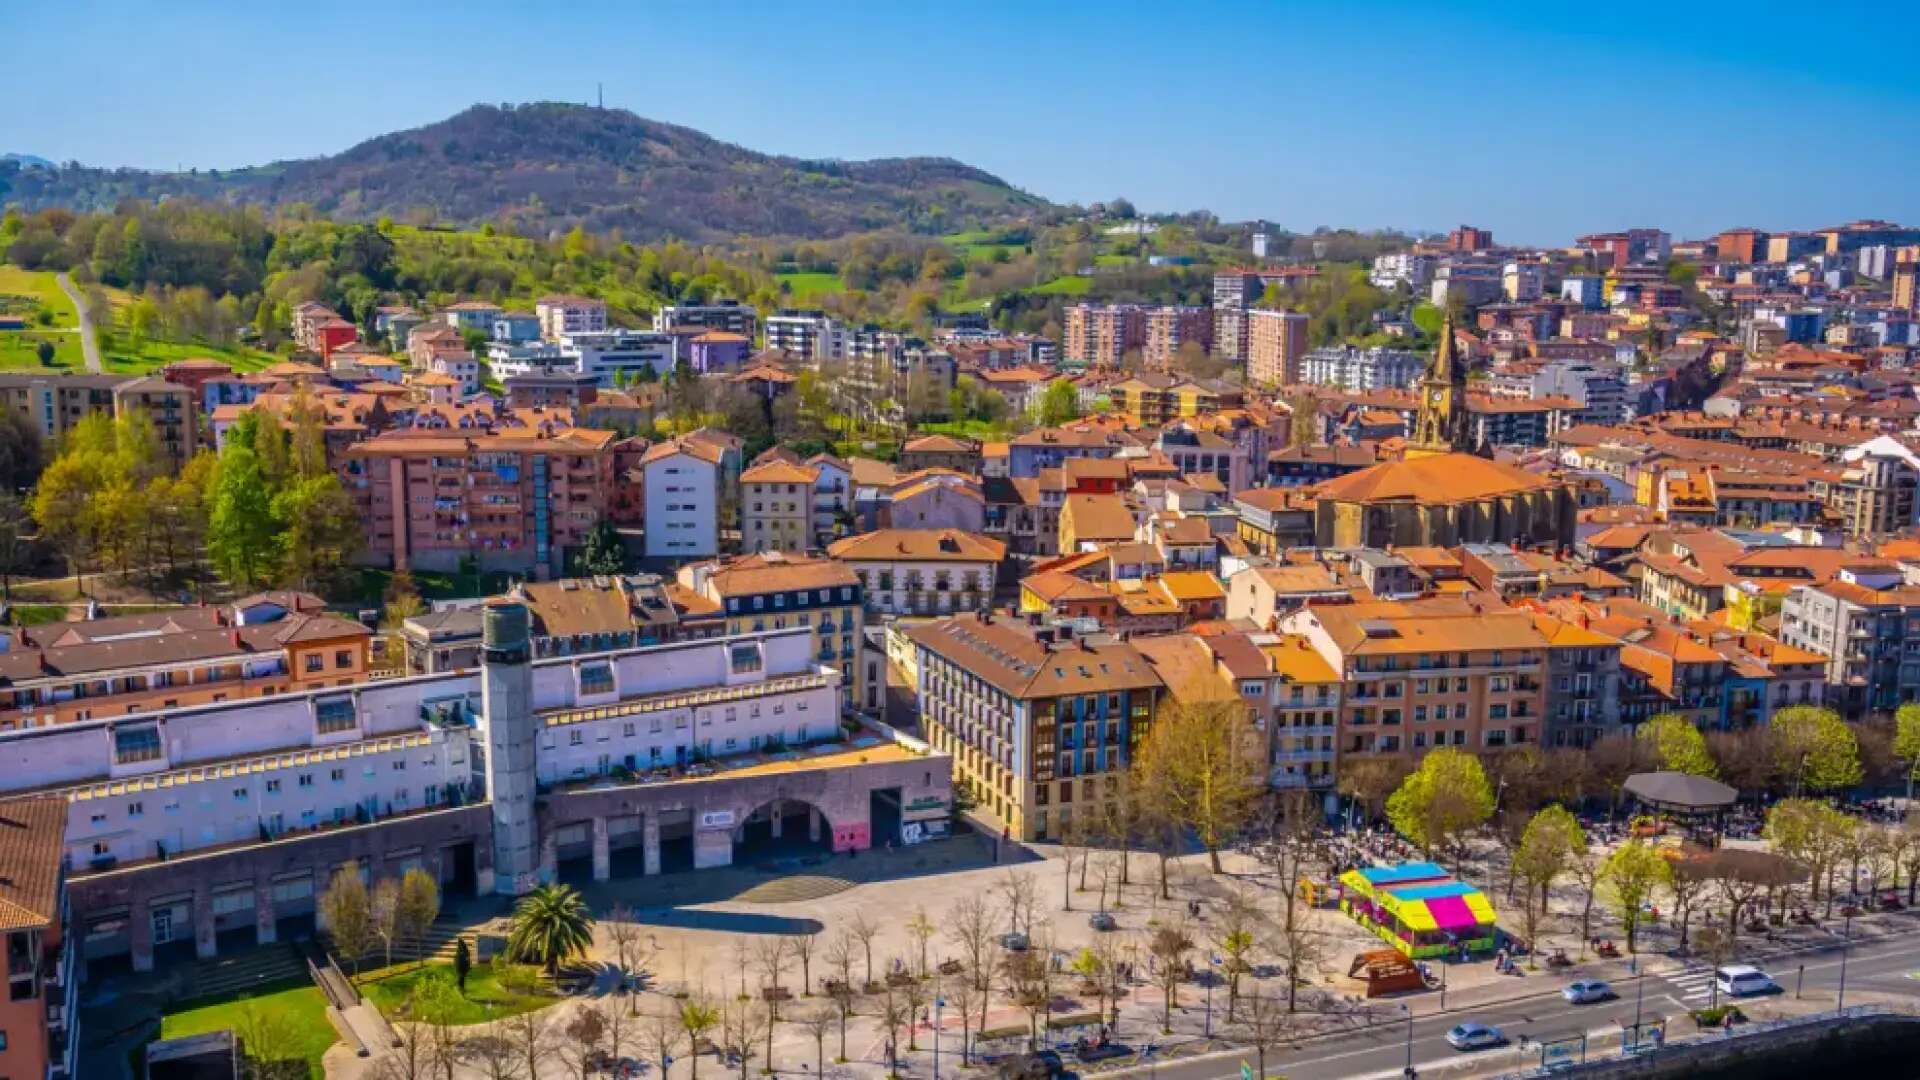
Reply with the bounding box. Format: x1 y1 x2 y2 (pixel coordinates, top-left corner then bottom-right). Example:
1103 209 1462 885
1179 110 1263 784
997 1050 1064 1079
999 932 1030 952
1714 965 1778 997
1446 1022 1506 1051
1088 912 1117 931
1562 980 1613 1004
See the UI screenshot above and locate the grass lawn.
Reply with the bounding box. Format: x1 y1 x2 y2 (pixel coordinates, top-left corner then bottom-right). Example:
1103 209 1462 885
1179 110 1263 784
0 266 78 324
102 336 279 375
158 978 334 1080
1029 275 1093 296
916 418 1009 440
355 962 557 1026
0 330 85 371
348 566 517 606
774 271 845 302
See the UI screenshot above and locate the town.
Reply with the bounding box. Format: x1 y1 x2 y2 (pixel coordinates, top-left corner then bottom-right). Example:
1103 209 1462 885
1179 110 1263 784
2 81 1920 1080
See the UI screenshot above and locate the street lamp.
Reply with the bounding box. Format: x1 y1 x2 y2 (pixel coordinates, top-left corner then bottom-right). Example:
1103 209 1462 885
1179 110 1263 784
1838 913 1853 1010
933 996 944 1080
1402 1003 1416 1079
1204 954 1221 1037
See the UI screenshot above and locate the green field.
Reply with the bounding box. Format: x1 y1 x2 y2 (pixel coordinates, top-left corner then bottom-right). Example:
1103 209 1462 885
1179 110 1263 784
942 230 1027 263
0 266 87 369
158 978 334 1080
1030 275 1093 296
102 337 280 375
355 961 556 1026
916 418 1009 440
775 270 846 302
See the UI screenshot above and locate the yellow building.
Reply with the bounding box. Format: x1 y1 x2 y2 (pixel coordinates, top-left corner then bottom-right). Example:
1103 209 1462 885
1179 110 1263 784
1310 453 1577 550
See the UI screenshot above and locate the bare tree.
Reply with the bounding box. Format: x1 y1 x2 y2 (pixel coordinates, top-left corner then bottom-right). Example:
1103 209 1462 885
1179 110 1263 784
718 999 769 1080
502 1007 555 1080
848 911 880 987
796 1004 836 1076
372 877 402 972
1000 933 1057 1048
876 976 912 1072
944 966 980 1065
1147 920 1195 1033
786 929 818 994
375 1020 433 1080
906 907 937 977
606 903 646 984
1568 850 1602 959
753 936 789 1019
729 936 754 1000
461 1025 525 1080
557 1003 611 1080
945 892 997 1028
1235 992 1294 1080
641 1009 683 1080
997 870 1040 937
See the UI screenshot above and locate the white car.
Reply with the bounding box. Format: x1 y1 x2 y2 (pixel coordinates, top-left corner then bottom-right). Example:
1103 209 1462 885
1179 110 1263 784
1714 965 1777 997
1562 980 1613 1003
1446 1022 1506 1051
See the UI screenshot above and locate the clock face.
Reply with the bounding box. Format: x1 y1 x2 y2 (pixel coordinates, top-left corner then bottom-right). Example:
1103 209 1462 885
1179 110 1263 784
1430 391 1445 406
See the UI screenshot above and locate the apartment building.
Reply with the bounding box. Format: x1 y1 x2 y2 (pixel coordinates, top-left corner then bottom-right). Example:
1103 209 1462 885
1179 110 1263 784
740 459 818 554
441 300 503 333
1369 253 1436 291
0 599 370 732
1298 345 1426 391
560 331 677 385
1141 306 1212 368
653 301 758 341
676 554 865 710
1283 601 1548 757
1502 261 1545 302
826 529 1004 617
0 798 75 1080
641 437 722 560
764 310 847 362
908 613 1161 841
342 426 617 577
1063 304 1143 368
536 295 609 340
1527 612 1624 748
1779 564 1920 718
1264 635 1342 788
1832 436 1920 537
1247 308 1310 387
0 373 200 467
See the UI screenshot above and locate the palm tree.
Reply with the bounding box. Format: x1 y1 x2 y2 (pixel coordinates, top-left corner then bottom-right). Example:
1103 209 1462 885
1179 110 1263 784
507 883 596 975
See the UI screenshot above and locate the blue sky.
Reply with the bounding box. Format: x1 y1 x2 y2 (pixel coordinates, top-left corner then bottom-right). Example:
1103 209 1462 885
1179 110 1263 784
7 1 1919 244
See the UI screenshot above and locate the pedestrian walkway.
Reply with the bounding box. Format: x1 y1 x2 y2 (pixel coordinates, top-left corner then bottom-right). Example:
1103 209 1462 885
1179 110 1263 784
1667 965 1717 1005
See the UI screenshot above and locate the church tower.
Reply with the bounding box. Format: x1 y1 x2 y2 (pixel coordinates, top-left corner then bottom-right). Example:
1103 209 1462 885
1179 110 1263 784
1408 313 1479 458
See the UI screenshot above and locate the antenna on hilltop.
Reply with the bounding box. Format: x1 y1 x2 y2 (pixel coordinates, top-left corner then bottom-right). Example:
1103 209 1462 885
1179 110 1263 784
597 83 603 109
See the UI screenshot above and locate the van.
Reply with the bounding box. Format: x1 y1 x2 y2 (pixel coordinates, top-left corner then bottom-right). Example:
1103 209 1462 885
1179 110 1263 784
1713 965 1777 997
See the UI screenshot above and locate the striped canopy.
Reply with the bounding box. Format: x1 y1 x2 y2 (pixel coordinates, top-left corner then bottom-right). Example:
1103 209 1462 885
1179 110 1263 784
1340 863 1497 933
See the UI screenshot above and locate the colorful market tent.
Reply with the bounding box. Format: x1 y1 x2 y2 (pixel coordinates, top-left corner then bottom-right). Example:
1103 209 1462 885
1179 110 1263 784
1335 862 1498 959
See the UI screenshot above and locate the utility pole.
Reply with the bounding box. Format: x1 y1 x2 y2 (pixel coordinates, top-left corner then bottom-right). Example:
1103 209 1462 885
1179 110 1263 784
1838 914 1853 1009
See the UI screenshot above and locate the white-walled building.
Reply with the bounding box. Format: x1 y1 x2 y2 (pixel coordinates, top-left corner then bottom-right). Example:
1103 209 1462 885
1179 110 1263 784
1298 345 1425 391
641 438 722 560
537 295 609 341
3 627 839 877
563 331 678 385
825 529 1004 617
765 311 847 363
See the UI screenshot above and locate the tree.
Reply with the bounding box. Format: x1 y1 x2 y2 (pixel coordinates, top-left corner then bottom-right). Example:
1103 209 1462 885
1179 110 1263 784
1147 920 1194 1033
944 893 996 1037
1337 756 1411 824
677 995 720 1080
1513 806 1585 964
1638 713 1718 778
641 1009 682 1080
996 870 1040 938
559 1002 612 1080
1212 889 1259 1020
1235 992 1293 1080
461 1024 525 1080
1599 840 1671 954
372 878 402 971
502 1006 555 1080
507 883 596 974
320 862 374 975
454 938 473 995
1664 854 1712 953
796 1005 835 1076
1000 941 1054 1047
786 929 818 994
1035 379 1080 426
205 439 277 587
34 340 53 366
577 519 626 576
906 907 936 978
395 868 441 966
1385 748 1495 859
0 494 31 606
1772 706 1862 795
233 997 310 1080
1893 704 1920 799
1135 699 1263 872
752 936 789 1017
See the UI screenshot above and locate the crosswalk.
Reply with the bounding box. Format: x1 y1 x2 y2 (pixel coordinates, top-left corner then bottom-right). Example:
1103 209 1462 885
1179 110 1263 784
1667 966 1717 1004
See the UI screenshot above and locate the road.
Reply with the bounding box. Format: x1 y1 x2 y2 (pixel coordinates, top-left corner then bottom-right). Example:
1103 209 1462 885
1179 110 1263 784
1134 931 1920 1080
55 272 102 372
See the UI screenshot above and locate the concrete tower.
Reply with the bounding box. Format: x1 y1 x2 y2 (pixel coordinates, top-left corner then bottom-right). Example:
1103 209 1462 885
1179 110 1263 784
480 600 540 895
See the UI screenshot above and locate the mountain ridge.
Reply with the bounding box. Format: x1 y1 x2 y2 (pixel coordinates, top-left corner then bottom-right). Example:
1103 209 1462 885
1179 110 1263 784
0 102 1054 242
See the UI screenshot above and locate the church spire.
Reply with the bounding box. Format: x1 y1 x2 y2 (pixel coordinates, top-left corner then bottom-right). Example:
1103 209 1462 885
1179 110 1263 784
1408 311 1479 457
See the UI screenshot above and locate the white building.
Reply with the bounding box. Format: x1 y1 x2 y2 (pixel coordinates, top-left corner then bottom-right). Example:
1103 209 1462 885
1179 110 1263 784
10 627 840 877
429 351 482 395
1298 345 1425 392
537 295 609 341
641 438 722 559
765 311 847 363
653 301 757 340
824 529 1005 617
562 331 678 385
1369 253 1436 291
